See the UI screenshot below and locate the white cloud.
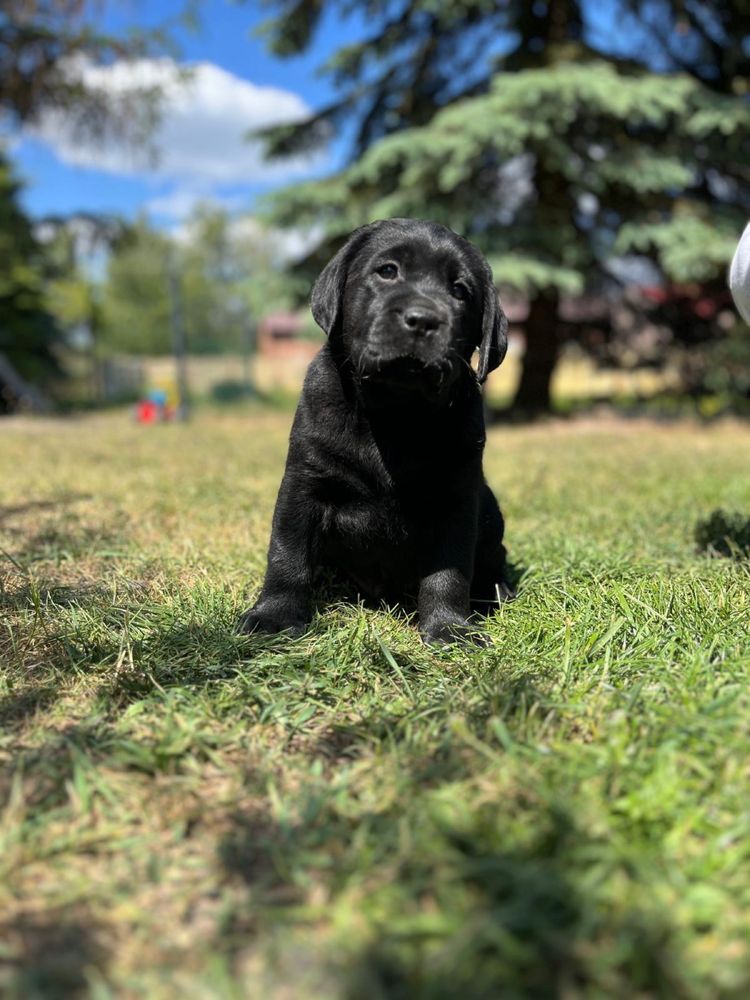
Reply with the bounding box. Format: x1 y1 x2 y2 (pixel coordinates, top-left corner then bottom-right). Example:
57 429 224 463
27 58 318 186
169 210 322 265
145 187 246 220
228 216 323 264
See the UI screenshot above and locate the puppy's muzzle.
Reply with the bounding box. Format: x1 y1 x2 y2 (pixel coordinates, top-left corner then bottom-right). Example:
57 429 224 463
360 293 455 390
399 302 445 337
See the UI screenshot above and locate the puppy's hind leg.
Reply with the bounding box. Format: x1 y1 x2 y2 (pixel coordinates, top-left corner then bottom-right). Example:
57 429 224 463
471 484 516 611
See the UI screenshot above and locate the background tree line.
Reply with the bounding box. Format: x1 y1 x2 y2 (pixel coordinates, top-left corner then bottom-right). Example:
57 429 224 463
256 0 750 414
1 0 748 414
0 0 162 409
1 149 292 410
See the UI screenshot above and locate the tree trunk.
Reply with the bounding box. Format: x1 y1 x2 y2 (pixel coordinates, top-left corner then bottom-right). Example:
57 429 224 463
0 352 53 413
511 290 560 415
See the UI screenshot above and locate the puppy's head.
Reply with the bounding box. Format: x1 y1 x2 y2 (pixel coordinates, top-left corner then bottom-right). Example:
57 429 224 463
311 219 507 395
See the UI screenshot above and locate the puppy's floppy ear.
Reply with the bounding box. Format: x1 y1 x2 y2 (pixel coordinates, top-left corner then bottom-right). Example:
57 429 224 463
311 224 377 337
310 242 349 337
476 272 508 384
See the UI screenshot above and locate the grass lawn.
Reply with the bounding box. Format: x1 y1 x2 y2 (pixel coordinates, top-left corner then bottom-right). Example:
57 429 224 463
1 406 750 999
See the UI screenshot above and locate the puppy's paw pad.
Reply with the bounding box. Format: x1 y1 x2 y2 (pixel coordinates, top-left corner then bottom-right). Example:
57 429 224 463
237 608 309 638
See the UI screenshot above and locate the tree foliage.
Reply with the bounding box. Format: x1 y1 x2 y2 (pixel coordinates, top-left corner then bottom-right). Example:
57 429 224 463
99 208 296 356
0 1 192 408
0 0 184 146
0 151 60 407
256 0 750 412
257 0 519 159
99 218 173 355
270 60 747 287
621 0 750 93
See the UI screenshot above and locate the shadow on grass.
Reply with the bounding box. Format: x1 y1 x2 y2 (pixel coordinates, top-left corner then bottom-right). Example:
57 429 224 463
0 580 108 612
218 808 308 904
695 509 750 559
92 621 254 707
0 577 114 731
0 683 61 730
1 491 128 577
0 495 92 526
0 719 122 815
0 911 107 1000
2 577 280 724
214 794 696 998
498 554 526 595
4 520 128 567
344 848 681 999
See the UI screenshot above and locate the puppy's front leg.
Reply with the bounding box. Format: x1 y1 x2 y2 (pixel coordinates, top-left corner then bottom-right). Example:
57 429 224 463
239 475 318 637
418 497 486 646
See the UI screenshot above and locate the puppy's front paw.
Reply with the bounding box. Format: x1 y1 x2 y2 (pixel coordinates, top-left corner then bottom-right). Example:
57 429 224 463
420 615 491 648
238 604 309 638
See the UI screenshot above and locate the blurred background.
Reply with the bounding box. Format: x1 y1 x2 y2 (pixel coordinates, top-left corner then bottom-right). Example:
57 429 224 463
1 0 748 421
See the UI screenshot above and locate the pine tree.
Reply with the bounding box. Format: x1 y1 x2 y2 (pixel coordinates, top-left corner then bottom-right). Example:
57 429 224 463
257 0 750 412
1 1 168 141
0 151 60 411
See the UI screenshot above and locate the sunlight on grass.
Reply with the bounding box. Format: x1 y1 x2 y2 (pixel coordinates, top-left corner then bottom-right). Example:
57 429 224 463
1 407 750 997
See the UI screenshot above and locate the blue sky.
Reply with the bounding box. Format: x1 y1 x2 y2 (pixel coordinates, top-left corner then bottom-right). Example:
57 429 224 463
8 0 638 227
10 0 359 225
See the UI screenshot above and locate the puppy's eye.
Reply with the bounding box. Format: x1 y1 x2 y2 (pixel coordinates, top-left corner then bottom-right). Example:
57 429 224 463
376 263 398 280
451 281 470 301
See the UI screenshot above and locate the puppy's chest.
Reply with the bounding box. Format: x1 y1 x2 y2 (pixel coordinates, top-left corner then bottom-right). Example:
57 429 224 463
314 445 424 544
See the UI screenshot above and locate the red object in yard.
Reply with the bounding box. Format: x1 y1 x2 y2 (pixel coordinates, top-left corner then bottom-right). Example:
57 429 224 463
136 399 160 424
694 297 717 319
640 286 668 303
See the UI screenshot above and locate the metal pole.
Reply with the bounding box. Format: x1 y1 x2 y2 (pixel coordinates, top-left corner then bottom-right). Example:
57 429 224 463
167 250 190 421
242 314 255 396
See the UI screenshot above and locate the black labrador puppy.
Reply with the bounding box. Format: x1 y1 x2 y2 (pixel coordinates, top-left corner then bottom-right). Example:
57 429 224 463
240 218 514 645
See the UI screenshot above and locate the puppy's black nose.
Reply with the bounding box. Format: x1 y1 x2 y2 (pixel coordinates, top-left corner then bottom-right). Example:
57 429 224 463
403 306 442 336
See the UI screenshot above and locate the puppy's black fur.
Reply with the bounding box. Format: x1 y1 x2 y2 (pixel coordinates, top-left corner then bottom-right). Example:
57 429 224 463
239 218 514 645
